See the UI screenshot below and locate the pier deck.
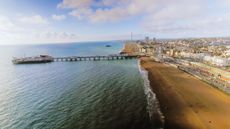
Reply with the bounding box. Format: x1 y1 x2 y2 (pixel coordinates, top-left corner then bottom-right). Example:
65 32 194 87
12 55 139 64
54 55 138 62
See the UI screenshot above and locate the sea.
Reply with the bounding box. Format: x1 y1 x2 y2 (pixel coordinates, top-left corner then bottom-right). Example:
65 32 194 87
0 41 163 129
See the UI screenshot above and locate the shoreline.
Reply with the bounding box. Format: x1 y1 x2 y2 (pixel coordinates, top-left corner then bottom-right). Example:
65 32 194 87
140 57 230 129
138 60 165 129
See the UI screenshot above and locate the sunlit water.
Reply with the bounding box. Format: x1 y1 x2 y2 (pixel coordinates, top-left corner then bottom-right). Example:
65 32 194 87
0 41 160 129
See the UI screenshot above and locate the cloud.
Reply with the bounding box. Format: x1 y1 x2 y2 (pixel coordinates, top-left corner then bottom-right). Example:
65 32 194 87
19 15 48 25
0 15 25 33
52 14 66 21
138 0 230 38
58 0 155 23
141 0 204 31
58 0 230 38
58 0 93 8
0 15 15 31
39 32 77 39
0 15 75 45
57 0 205 24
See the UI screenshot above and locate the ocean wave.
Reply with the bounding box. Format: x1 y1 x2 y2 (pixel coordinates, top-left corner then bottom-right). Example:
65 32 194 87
138 60 165 129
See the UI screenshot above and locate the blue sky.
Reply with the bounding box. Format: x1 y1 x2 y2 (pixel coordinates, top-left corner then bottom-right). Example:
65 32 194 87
1 0 230 44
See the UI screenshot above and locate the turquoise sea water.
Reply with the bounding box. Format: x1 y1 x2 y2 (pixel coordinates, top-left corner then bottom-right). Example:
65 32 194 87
0 41 160 129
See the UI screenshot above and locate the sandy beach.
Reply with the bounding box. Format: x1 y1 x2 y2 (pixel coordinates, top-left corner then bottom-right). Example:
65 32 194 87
140 57 230 129
120 43 139 55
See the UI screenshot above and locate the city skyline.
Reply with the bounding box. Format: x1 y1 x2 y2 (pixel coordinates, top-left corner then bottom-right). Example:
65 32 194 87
1 0 230 45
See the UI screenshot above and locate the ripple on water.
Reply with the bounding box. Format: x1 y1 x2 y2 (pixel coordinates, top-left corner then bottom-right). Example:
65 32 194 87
0 42 156 129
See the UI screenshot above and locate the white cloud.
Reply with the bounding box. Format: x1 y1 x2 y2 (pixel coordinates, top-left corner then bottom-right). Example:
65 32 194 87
137 0 230 38
58 0 93 8
52 14 66 21
69 8 93 20
0 15 78 45
39 32 77 39
19 15 48 25
59 0 155 22
0 15 16 31
58 0 230 38
58 0 206 24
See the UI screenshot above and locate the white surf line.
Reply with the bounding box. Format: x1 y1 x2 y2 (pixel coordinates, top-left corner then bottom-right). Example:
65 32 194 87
138 60 165 128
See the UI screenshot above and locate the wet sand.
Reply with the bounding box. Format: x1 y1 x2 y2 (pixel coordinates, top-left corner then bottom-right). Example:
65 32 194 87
140 57 230 129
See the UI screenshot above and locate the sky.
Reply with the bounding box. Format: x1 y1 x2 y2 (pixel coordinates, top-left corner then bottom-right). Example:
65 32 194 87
1 0 230 45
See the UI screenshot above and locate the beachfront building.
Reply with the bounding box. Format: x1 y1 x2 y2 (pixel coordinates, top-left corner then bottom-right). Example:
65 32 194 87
203 56 230 67
179 61 230 94
145 36 150 43
179 51 193 58
140 46 147 53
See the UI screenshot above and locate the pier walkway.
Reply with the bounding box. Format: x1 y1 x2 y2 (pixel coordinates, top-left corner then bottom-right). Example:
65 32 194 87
54 55 138 62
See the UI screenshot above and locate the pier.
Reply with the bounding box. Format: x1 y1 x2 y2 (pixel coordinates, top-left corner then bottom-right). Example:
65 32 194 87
12 54 139 64
54 55 138 62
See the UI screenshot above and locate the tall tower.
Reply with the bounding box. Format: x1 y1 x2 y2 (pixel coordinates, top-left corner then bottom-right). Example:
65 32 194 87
131 32 133 41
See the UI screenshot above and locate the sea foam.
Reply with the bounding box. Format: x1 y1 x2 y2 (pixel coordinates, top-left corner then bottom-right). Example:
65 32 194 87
138 60 165 129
